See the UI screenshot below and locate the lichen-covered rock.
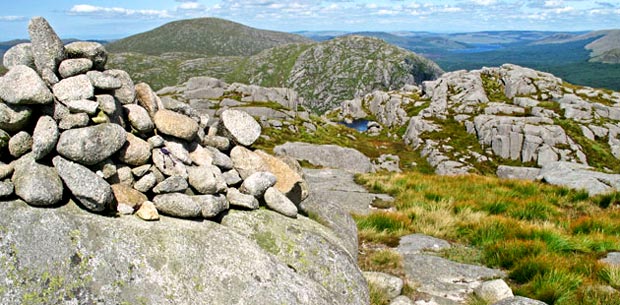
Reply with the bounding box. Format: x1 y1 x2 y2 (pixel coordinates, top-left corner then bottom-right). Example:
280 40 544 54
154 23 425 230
474 279 514 304
56 123 127 165
275 142 374 174
239 171 277 197
134 172 158 193
28 17 65 80
0 65 53 105
2 43 34 69
58 58 93 79
52 75 94 102
64 41 108 70
63 99 99 115
491 297 547 305
0 200 351 304
218 109 262 146
153 193 202 218
222 208 369 305
153 109 198 141
0 103 32 132
53 156 115 213
0 180 14 197
8 131 32 158
264 187 298 218
117 133 151 166
12 155 63 207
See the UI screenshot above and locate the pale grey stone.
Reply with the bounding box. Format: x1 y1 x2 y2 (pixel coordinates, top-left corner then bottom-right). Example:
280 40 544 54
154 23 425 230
397 234 451 255
474 279 514 304
264 187 298 218
188 144 213 166
2 43 34 69
133 172 157 193
86 71 121 90
8 131 32 158
104 69 135 104
115 166 134 186
540 161 620 196
227 188 259 210
152 148 188 178
153 175 188 194
192 194 229 218
201 135 230 151
153 109 199 141
0 65 53 105
0 180 14 197
230 145 269 179
56 123 127 165
239 171 277 197
492 296 547 305
153 193 202 218
222 169 242 186
496 166 541 181
58 58 92 78
123 104 154 134
12 155 63 207
28 17 64 78
63 99 99 115
52 75 94 102
218 109 262 146
363 271 403 300
0 103 31 132
163 137 192 165
206 146 233 170
118 133 151 166
148 135 165 148
64 41 107 70
131 164 152 178
187 165 227 195
53 156 114 213
58 113 89 130
274 142 374 174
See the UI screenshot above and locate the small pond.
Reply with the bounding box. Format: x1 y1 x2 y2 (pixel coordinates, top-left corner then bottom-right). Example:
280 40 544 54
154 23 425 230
338 119 370 132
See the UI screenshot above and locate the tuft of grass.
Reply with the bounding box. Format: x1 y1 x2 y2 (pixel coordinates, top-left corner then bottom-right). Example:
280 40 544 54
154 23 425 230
517 269 582 305
369 282 391 305
358 249 403 275
598 265 620 289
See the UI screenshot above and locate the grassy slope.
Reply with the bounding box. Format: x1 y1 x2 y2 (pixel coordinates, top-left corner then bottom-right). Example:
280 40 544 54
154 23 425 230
106 18 311 57
355 170 620 305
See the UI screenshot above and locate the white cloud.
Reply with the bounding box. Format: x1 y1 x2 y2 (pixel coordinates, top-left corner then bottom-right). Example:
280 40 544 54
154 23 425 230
544 0 564 8
69 4 173 19
178 2 203 10
471 0 497 6
0 16 26 22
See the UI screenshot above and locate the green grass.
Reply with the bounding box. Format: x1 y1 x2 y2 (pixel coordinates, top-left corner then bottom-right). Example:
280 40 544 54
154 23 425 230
555 119 620 173
354 171 620 305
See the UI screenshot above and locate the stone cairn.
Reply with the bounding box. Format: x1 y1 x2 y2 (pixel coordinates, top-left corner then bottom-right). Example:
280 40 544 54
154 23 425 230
0 17 308 221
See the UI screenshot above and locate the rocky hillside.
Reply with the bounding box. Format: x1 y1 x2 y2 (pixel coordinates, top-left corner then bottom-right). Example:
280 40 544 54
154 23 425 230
334 64 620 193
531 30 620 64
106 17 312 56
0 17 369 304
109 34 443 113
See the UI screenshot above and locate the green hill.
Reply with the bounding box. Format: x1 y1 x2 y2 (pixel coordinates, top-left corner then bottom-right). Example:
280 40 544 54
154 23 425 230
105 17 312 56
109 35 443 113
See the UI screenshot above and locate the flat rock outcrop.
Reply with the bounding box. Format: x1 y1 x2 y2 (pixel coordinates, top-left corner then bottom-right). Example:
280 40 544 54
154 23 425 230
274 141 375 174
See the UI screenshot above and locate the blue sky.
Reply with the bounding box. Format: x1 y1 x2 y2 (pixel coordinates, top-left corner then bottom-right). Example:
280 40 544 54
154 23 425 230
1 0 619 40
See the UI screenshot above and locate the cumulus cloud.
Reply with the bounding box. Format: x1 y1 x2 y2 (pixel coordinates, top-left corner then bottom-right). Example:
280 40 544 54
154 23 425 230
0 16 27 22
69 4 173 19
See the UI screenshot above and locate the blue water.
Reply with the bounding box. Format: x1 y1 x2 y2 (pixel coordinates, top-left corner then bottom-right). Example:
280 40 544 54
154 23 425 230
451 44 503 54
338 119 369 132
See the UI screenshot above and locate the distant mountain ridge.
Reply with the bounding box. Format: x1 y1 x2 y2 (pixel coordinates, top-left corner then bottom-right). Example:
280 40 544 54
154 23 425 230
106 18 312 57
109 34 443 113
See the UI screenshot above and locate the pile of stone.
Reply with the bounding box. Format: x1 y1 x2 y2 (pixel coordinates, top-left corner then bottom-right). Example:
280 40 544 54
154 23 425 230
0 17 308 221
